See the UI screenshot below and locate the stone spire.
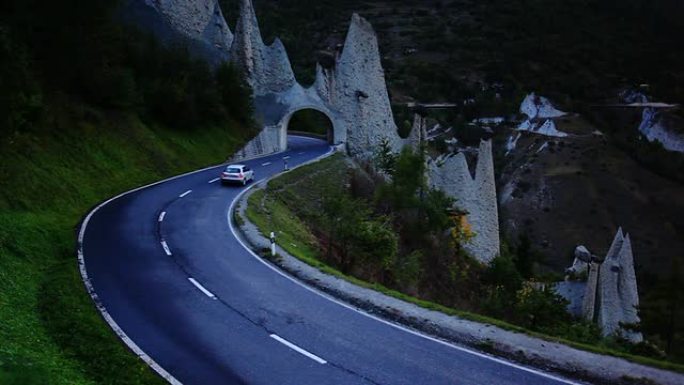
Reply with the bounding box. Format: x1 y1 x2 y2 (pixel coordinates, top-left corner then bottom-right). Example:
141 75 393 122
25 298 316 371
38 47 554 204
230 0 266 90
262 37 297 94
202 0 234 52
230 0 295 95
469 140 500 262
597 228 642 342
332 13 402 155
581 259 600 321
428 140 500 263
406 114 428 151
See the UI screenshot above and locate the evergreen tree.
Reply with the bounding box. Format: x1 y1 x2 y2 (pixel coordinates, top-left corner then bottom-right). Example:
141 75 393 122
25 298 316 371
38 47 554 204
374 138 396 174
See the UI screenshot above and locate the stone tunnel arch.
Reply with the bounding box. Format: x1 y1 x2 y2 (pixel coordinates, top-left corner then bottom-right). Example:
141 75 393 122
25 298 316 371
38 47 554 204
277 105 340 147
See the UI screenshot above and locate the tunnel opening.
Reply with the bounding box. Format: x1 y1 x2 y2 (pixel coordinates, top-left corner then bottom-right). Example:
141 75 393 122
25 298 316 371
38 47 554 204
285 108 335 144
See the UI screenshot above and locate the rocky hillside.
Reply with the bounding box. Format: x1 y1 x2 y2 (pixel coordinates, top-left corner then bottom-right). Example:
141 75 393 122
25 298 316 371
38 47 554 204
496 102 684 279
227 0 684 271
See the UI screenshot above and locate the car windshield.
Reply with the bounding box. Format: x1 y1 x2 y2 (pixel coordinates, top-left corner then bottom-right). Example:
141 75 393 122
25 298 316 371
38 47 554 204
226 167 242 173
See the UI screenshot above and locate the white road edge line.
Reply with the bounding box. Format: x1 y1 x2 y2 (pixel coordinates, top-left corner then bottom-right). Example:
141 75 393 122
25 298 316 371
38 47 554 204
270 334 327 364
208 177 220 184
188 278 217 299
227 147 581 385
179 190 192 198
261 162 271 166
158 211 166 222
160 240 172 256
76 135 315 385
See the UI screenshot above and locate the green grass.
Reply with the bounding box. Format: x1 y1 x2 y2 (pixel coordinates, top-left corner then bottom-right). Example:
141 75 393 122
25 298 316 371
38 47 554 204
0 107 249 385
244 156 684 375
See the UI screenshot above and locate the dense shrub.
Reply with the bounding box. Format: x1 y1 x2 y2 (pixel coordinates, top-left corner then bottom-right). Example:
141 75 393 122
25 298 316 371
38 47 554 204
515 283 571 332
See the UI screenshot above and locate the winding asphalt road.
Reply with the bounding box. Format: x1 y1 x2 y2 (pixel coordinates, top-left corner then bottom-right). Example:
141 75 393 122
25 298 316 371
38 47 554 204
81 136 580 385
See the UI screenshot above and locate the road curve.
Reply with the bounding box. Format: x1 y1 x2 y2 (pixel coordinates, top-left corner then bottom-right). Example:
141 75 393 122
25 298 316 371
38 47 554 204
81 136 579 385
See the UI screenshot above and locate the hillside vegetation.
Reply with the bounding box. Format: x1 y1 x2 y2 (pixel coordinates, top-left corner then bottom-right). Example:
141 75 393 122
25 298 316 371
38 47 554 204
0 0 255 383
246 152 684 371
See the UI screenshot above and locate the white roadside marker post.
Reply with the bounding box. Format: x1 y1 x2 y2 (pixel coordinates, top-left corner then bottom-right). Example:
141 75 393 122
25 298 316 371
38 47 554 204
283 158 289 171
270 232 276 257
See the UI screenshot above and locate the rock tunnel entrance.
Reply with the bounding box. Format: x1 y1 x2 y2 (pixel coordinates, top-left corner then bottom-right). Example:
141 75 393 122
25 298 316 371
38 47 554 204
283 108 335 145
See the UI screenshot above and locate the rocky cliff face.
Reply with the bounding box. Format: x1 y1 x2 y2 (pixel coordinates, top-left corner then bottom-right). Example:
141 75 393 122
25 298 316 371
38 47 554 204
520 93 566 120
638 108 684 153
498 90 684 281
619 90 684 153
516 93 569 138
122 0 233 65
153 0 232 44
428 140 500 263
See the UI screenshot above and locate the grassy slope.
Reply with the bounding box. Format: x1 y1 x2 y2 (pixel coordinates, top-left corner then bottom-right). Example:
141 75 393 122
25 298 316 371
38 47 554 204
245 155 684 375
0 106 247 385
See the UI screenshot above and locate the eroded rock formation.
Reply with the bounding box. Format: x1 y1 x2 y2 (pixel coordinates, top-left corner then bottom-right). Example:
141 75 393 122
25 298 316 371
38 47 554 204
520 93 566 120
638 108 684 153
124 0 234 64
516 93 570 138
331 14 403 155
597 229 642 342
134 0 403 158
406 114 428 151
561 229 643 342
154 0 232 44
230 0 296 95
233 7 403 158
428 141 500 263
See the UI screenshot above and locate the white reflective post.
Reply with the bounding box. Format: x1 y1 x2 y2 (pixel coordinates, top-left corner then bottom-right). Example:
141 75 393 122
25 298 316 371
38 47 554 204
270 231 276 257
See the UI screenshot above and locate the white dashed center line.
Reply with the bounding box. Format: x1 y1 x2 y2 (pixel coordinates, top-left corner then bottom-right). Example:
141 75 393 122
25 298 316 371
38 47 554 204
298 152 305 155
158 211 166 222
179 190 192 198
261 162 271 166
208 177 220 184
270 334 327 364
188 278 217 299
160 240 172 256
282 156 291 160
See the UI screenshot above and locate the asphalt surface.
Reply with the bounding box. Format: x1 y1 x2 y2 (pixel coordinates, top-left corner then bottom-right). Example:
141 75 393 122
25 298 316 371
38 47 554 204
82 136 578 385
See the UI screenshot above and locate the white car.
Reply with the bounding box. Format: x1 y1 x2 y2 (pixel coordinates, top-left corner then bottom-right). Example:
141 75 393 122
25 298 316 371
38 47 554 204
220 164 254 186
